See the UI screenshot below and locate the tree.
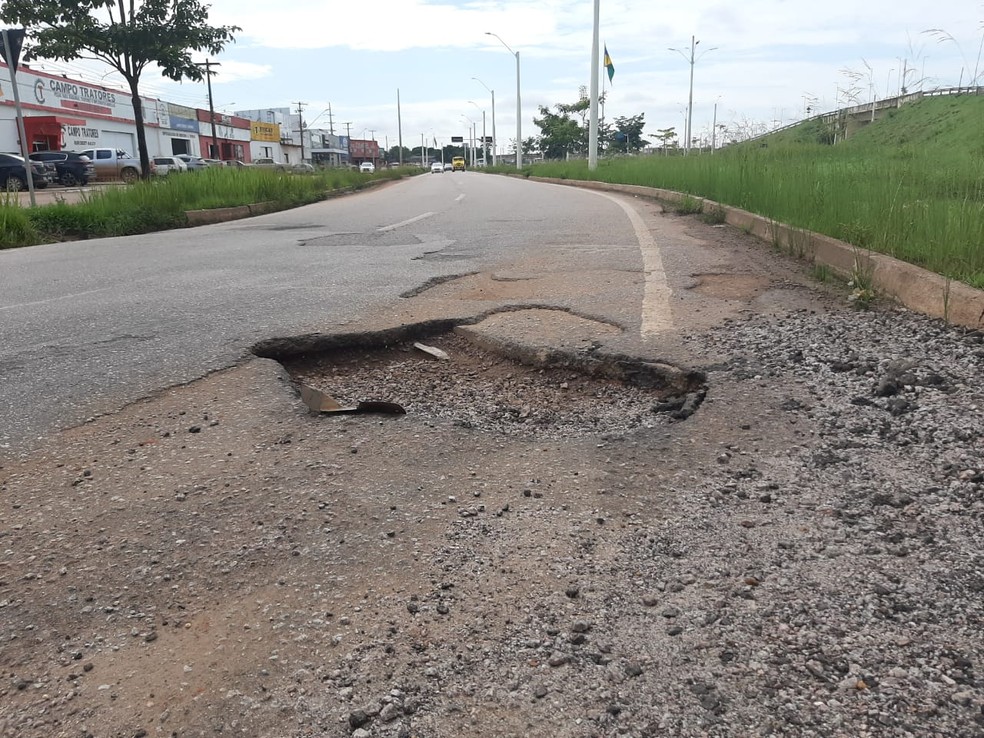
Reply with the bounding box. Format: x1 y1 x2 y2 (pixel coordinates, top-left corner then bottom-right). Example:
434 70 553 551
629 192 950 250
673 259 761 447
611 113 647 153
653 127 677 155
2 0 239 178
533 101 586 160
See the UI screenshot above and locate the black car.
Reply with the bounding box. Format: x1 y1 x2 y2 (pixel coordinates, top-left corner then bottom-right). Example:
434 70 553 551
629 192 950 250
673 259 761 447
0 153 50 191
30 151 96 186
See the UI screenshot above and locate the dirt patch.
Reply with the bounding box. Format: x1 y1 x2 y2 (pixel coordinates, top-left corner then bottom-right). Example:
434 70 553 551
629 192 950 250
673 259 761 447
689 273 772 300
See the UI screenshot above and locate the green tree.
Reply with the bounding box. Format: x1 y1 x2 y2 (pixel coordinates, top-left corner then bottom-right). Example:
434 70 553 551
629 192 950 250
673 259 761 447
653 127 678 154
611 114 647 153
2 0 239 178
533 98 591 159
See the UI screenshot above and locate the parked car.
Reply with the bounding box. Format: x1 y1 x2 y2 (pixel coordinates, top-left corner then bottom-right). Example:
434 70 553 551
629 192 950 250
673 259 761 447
0 153 51 190
175 154 209 171
253 157 286 170
78 148 143 182
291 162 315 173
430 162 444 173
30 151 96 186
223 160 251 168
359 161 376 173
151 156 188 175
203 159 225 167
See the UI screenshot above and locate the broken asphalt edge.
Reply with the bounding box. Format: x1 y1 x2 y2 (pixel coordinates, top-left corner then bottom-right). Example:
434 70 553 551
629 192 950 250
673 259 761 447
524 176 984 330
251 308 706 400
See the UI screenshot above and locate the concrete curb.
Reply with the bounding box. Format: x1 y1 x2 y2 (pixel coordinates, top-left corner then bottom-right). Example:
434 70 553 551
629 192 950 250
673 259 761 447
529 176 984 330
184 201 279 226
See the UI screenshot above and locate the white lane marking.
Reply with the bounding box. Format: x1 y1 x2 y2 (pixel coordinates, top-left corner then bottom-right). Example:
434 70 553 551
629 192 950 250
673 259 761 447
377 212 435 232
455 194 466 202
592 191 673 336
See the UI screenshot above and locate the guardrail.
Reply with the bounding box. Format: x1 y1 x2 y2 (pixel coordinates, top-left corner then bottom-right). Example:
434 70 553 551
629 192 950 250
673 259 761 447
751 85 983 142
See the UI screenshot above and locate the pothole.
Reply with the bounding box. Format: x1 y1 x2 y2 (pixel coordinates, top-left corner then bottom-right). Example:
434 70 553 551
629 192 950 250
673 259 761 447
258 322 706 440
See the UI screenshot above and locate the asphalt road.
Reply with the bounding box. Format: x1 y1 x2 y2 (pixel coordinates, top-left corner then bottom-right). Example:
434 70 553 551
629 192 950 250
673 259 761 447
0 172 641 453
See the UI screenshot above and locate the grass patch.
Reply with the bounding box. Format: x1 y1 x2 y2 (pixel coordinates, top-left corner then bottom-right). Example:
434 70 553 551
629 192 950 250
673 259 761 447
0 166 413 247
674 195 704 215
519 95 984 288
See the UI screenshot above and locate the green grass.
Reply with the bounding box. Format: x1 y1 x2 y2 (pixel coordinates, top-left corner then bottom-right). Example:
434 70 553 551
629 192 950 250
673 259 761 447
517 95 984 289
0 166 413 247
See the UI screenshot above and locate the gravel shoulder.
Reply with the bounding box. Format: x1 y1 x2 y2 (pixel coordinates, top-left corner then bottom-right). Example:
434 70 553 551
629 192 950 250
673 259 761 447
2 205 983 738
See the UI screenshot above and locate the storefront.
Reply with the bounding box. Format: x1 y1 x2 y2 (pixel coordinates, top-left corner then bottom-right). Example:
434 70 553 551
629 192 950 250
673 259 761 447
21 114 86 151
196 110 251 162
160 103 200 156
1 63 157 156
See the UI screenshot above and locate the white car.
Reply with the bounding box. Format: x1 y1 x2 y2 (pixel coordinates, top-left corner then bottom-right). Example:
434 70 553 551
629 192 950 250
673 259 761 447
359 162 375 173
151 156 188 175
430 162 444 173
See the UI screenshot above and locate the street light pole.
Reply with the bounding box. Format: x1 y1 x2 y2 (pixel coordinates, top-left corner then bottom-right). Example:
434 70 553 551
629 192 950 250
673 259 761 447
468 101 486 165
486 32 522 168
588 0 600 170
670 36 717 156
473 77 497 166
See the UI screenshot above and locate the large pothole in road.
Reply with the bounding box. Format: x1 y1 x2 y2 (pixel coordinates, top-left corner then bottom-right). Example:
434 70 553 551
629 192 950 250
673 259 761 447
256 321 707 440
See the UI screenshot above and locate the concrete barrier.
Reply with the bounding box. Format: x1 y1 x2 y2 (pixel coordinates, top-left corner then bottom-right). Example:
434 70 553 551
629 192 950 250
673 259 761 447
530 177 984 330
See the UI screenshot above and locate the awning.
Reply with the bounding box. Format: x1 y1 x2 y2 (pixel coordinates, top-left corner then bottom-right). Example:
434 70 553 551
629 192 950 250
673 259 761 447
24 115 87 141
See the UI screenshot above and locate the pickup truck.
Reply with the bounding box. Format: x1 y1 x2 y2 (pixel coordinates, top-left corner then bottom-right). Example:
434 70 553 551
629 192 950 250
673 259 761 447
78 148 143 182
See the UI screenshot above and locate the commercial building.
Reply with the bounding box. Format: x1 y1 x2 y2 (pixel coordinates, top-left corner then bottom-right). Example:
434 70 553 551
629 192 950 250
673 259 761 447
0 62 350 166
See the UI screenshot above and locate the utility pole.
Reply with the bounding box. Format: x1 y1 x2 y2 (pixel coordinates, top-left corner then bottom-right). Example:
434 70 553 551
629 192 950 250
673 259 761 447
327 103 335 135
293 101 306 162
344 122 352 165
196 59 221 159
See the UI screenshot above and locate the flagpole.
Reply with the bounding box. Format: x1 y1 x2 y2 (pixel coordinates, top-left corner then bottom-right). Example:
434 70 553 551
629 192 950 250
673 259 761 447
588 0 600 170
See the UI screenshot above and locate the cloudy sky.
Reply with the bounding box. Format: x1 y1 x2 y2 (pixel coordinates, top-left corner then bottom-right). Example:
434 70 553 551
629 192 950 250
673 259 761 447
29 0 984 151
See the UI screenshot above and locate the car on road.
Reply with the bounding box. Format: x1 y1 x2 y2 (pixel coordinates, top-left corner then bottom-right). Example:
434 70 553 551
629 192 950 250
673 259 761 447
151 156 188 176
359 162 376 173
443 162 453 172
175 154 209 171
430 162 444 173
451 156 466 171
0 153 52 190
29 151 96 186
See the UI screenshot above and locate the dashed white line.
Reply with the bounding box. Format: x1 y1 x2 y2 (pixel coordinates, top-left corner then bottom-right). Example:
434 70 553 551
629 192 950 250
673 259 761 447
377 212 435 232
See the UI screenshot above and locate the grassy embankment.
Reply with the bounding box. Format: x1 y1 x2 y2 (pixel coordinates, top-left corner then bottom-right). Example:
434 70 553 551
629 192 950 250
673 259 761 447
517 95 984 289
0 165 412 248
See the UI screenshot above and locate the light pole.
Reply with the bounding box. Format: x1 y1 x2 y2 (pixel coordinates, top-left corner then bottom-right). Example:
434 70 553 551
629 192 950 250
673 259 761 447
468 101 486 166
485 32 522 168
461 115 475 166
473 77 497 166
669 36 717 156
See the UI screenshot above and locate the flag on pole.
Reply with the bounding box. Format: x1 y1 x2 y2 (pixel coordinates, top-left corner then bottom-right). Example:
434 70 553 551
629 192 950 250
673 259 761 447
604 45 614 83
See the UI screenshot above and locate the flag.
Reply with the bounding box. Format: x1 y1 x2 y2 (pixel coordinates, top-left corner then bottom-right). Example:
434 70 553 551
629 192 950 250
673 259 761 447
604 45 614 83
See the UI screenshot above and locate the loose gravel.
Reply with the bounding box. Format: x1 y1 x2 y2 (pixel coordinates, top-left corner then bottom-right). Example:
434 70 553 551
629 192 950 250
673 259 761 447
1 302 982 738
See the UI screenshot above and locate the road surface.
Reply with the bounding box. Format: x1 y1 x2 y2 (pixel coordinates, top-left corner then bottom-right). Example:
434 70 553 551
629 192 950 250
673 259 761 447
1 172 663 452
